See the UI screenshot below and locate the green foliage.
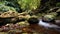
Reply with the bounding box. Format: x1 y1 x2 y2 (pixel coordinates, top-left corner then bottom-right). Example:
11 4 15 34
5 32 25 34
18 0 41 11
0 0 41 13
0 4 16 12
56 2 60 7
0 0 21 12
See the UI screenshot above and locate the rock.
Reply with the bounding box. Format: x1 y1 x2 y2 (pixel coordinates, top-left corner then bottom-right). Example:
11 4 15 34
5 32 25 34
56 8 60 12
38 19 60 30
0 10 18 18
56 8 60 16
27 17 39 24
0 11 31 25
55 20 60 23
43 14 56 22
17 21 29 27
41 14 60 26
48 7 59 13
8 30 16 34
55 20 60 26
17 12 31 20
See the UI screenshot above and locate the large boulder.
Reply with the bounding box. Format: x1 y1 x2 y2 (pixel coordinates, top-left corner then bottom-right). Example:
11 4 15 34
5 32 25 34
0 11 31 25
42 14 56 22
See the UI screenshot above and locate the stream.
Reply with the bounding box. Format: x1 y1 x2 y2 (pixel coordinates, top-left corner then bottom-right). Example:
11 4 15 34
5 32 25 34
38 19 60 31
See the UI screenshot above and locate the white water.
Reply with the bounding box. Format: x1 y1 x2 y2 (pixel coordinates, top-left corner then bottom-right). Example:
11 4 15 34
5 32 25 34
38 19 60 28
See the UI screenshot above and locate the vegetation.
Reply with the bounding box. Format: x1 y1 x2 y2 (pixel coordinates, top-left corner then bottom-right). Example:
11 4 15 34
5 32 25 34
18 0 41 11
56 2 60 7
0 0 60 33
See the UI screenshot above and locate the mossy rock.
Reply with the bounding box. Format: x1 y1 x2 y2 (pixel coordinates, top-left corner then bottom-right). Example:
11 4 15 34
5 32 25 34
43 14 56 22
27 17 39 24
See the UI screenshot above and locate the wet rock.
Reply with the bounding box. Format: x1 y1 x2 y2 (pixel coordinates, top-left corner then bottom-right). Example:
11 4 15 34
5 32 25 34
48 7 59 13
17 12 31 20
0 11 31 25
55 20 60 23
42 14 56 22
17 21 29 27
41 14 60 26
55 20 60 26
56 8 60 12
28 17 39 24
8 30 16 34
56 8 60 16
0 10 18 18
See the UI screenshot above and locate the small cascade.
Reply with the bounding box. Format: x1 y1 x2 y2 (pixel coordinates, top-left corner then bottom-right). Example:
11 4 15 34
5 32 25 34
38 19 60 31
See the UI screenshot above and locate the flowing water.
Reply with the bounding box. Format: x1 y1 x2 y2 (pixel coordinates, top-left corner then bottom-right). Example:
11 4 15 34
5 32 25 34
38 19 60 31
